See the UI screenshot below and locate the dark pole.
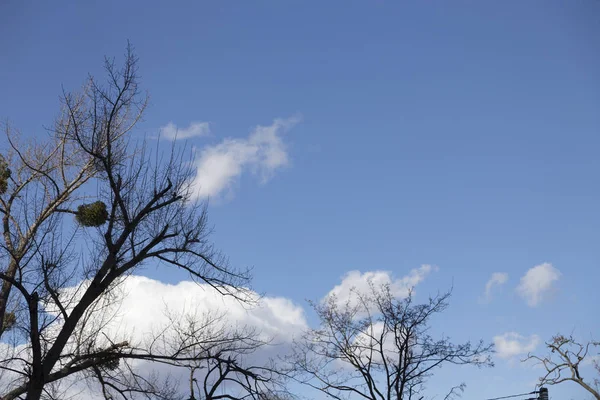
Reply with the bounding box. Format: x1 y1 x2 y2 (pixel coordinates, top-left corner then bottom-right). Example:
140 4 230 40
539 387 548 400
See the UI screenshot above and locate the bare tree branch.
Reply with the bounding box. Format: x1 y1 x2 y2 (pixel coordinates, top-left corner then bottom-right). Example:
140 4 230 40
289 283 493 400
0 45 254 400
524 334 600 400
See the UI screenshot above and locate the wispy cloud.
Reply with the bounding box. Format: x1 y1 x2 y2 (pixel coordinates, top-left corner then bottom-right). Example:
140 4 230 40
160 121 211 140
189 116 300 200
483 272 509 302
494 332 540 359
324 265 437 308
516 263 561 307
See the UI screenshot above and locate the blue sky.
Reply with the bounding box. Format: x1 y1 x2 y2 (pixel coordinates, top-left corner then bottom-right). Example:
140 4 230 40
1 1 599 399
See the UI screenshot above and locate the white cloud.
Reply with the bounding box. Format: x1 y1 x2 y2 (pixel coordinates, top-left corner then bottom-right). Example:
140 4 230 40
160 121 211 140
96 275 306 343
493 332 540 359
483 272 509 301
190 116 300 200
351 321 413 363
516 263 561 307
1 276 307 397
324 264 436 308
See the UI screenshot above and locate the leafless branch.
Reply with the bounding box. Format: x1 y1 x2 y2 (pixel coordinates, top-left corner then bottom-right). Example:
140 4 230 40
0 45 254 400
288 283 492 400
524 334 599 400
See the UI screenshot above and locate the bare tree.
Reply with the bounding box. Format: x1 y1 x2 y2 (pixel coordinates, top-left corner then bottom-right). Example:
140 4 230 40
156 310 289 400
0 45 253 399
188 351 283 400
525 334 600 400
289 283 493 400
59 309 289 400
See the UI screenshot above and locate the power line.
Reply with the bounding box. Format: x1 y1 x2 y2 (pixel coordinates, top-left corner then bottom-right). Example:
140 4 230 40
483 391 538 400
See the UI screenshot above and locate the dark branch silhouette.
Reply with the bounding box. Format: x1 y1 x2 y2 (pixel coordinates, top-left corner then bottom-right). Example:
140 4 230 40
0 45 254 400
289 283 493 400
524 334 599 400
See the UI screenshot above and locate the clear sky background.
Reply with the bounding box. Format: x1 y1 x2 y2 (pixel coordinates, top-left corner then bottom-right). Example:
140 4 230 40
1 1 599 399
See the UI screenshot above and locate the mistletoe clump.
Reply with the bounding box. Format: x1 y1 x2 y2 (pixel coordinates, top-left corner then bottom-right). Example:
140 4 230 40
0 156 10 195
75 201 108 227
100 357 120 371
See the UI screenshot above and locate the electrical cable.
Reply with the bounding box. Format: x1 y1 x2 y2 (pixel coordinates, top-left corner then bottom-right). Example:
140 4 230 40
483 391 538 400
